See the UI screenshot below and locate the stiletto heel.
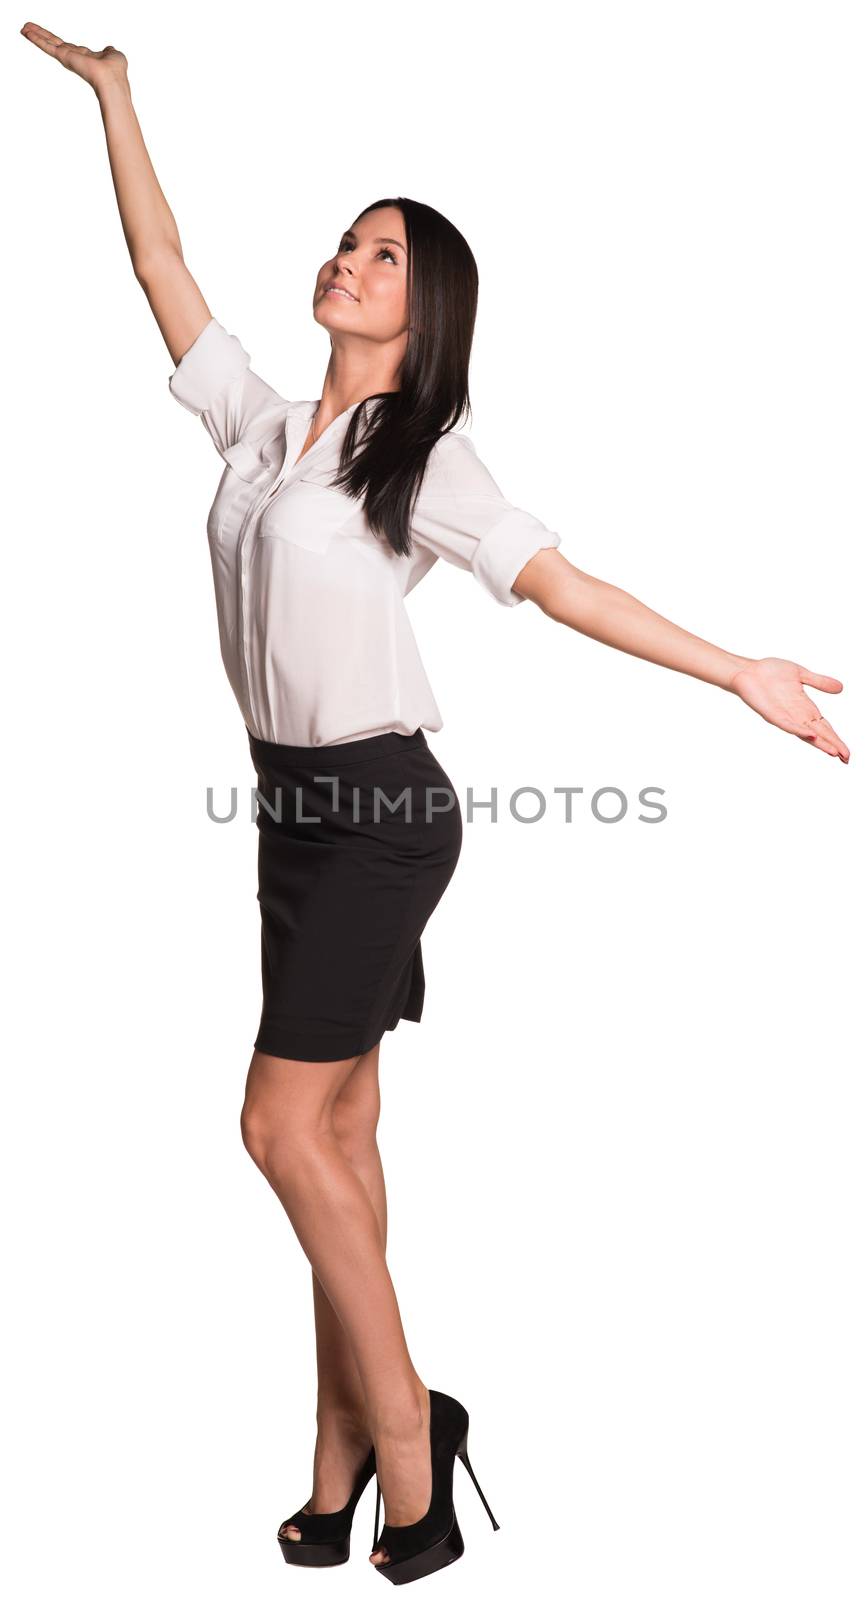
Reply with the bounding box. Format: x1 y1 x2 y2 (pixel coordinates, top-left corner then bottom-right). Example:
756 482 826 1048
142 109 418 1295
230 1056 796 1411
370 1389 499 1585
374 1478 382 1546
455 1435 500 1531
277 1443 376 1567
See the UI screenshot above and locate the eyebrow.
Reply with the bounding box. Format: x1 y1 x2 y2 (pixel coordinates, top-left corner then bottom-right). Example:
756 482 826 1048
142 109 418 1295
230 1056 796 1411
341 228 407 255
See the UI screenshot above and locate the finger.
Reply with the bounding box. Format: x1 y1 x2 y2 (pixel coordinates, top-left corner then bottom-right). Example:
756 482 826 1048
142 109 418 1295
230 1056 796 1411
817 719 849 759
21 24 66 43
798 667 843 692
801 731 838 756
21 25 83 59
802 728 849 760
20 25 67 56
807 714 850 760
53 42 92 69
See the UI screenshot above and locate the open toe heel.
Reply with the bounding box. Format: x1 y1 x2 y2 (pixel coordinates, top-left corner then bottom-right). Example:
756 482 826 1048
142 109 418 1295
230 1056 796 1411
370 1389 499 1585
277 1443 376 1567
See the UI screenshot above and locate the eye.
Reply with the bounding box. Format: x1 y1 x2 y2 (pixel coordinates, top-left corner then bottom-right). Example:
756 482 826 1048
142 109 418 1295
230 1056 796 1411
338 238 399 264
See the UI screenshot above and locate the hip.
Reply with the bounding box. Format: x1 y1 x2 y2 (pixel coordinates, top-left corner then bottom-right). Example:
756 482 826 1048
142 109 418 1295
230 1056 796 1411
247 725 463 862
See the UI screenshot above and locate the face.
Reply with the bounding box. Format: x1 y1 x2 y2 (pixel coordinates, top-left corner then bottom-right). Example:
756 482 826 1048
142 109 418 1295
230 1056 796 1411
313 206 409 343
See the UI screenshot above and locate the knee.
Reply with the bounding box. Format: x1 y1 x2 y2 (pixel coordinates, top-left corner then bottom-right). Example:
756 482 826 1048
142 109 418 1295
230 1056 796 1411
240 1088 335 1184
239 1095 269 1171
239 1094 300 1179
240 1073 379 1176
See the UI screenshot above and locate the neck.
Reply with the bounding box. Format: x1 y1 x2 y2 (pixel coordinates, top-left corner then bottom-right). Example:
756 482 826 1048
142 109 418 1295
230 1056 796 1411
313 345 404 434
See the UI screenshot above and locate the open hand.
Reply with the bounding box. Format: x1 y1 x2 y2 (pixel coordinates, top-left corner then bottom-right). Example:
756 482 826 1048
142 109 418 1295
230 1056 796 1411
20 22 128 92
730 658 849 762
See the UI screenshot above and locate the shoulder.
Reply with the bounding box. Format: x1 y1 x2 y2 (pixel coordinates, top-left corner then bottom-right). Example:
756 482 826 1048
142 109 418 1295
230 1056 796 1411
421 428 478 487
433 428 477 456
418 428 502 504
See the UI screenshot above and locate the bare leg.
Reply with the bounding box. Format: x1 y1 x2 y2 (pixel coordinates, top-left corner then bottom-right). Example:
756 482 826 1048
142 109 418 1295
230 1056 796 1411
285 1044 389 1534
240 1043 432 1567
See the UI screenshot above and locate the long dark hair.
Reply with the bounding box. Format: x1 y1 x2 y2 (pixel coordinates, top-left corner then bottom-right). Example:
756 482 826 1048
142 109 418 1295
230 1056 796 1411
327 196 479 559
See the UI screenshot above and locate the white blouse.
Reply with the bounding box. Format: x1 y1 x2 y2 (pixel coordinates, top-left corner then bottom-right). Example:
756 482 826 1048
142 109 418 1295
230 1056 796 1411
168 317 561 747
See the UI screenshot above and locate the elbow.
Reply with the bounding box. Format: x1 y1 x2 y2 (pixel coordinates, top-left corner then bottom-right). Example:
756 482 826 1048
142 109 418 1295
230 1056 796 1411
134 243 184 287
512 548 589 618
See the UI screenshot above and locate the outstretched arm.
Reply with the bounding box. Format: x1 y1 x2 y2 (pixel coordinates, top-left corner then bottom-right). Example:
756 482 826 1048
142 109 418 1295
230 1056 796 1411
512 547 850 763
20 21 212 364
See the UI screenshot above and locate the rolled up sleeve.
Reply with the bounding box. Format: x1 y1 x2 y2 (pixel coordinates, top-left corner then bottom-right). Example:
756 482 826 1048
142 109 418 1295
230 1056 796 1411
168 316 291 478
410 434 561 607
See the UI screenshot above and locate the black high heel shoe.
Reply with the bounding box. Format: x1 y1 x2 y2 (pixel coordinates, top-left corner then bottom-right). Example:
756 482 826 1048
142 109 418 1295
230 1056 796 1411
370 1389 499 1585
277 1443 377 1567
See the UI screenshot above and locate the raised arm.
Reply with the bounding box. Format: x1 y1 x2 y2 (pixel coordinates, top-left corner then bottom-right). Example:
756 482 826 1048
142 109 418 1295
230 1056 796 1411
20 21 210 362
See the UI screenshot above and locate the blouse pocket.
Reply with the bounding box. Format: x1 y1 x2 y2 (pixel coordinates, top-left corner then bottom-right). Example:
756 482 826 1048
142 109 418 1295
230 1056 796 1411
257 476 357 555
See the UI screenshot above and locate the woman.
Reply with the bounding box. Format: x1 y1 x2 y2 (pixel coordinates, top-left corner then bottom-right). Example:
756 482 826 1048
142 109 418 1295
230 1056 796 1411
21 21 850 1589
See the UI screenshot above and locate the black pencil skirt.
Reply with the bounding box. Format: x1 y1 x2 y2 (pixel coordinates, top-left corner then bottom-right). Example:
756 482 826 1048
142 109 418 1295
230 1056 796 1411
246 726 463 1062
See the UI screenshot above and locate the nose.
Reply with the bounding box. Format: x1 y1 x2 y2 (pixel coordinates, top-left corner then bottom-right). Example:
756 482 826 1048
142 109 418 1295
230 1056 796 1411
326 263 356 295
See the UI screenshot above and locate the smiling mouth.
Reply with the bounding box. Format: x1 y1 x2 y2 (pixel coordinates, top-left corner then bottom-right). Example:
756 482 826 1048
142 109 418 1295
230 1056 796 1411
324 286 358 302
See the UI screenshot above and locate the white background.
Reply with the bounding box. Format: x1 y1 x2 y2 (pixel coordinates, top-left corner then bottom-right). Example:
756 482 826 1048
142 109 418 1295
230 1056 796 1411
4 3 863 1596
